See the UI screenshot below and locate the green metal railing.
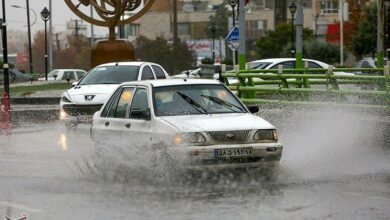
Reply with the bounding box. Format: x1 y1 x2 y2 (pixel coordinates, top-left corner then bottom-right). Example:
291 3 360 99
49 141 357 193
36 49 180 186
220 63 390 111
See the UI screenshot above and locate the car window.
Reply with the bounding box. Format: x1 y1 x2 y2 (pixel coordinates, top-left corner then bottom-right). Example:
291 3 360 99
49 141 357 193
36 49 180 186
152 65 166 79
107 87 135 118
141 66 155 80
154 84 246 116
76 71 85 79
48 70 59 78
101 88 123 117
270 61 294 69
79 65 140 85
308 62 322 68
248 62 271 69
62 71 75 80
129 88 149 119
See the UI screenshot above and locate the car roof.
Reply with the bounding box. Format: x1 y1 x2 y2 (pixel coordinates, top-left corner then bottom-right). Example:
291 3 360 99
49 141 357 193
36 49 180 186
120 79 222 87
249 58 328 64
96 61 160 67
51 69 86 71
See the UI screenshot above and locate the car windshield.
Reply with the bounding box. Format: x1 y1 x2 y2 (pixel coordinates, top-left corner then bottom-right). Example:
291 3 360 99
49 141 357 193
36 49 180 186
79 65 140 85
153 84 246 116
248 62 272 69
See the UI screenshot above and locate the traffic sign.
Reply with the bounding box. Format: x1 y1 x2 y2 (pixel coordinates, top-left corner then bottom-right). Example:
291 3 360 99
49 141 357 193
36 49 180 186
226 26 239 42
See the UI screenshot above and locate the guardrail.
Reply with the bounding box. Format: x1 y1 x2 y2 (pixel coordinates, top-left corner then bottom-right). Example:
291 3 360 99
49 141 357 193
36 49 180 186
220 62 390 111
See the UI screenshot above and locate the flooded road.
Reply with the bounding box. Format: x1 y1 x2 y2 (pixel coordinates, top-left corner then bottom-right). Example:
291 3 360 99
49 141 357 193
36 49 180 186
0 106 389 219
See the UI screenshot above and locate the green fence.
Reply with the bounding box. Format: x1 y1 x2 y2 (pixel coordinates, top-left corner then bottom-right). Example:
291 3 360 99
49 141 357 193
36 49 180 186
220 63 390 111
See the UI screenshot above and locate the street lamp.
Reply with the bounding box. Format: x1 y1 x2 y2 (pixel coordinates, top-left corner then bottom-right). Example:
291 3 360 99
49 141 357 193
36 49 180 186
11 3 36 74
208 19 218 64
41 7 50 81
288 1 297 58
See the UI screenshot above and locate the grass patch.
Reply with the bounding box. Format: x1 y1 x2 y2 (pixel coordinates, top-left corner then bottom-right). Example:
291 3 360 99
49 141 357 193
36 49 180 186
0 83 73 96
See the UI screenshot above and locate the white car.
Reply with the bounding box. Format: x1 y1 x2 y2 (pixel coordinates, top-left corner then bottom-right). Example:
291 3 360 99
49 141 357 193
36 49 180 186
91 79 283 170
38 69 87 81
247 58 353 75
60 62 170 127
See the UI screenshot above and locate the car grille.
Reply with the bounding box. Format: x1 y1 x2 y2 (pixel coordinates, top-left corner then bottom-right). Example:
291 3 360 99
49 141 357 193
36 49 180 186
208 130 251 143
63 104 103 116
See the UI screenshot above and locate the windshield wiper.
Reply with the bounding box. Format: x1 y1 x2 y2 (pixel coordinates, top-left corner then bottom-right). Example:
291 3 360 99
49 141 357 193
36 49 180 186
201 95 244 113
176 91 208 114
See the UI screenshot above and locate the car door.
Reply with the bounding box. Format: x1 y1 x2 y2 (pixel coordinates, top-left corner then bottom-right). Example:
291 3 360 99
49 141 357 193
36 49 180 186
93 86 136 138
125 87 152 138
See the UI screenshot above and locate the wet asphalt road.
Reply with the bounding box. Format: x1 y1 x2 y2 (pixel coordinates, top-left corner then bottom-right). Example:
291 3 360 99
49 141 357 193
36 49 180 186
0 106 389 220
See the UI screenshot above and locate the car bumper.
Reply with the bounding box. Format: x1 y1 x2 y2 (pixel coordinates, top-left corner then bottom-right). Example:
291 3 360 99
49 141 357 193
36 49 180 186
167 142 283 170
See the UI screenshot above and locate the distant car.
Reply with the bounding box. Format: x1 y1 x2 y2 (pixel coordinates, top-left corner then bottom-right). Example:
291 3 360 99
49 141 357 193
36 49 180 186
172 68 202 79
0 69 31 84
59 62 170 128
38 69 87 81
248 58 353 76
91 79 283 170
353 57 388 75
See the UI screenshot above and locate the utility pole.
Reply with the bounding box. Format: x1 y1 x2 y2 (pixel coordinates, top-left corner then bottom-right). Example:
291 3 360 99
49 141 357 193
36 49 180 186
238 0 246 70
1 0 11 131
172 0 178 74
377 0 385 67
90 5 94 44
26 0 33 74
49 0 53 71
295 0 303 69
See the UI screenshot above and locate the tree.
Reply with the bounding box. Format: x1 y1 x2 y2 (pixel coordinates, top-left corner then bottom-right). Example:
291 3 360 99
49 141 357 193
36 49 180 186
32 31 91 74
253 23 314 59
349 3 377 59
135 36 195 75
302 40 342 65
206 4 229 39
31 31 46 74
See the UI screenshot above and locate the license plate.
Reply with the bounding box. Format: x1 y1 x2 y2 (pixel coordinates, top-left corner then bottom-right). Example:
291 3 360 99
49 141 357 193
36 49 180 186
214 148 253 158
77 115 93 123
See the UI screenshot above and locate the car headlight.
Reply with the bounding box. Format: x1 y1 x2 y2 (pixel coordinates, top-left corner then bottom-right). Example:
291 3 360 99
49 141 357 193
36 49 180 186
254 129 278 142
174 132 206 145
61 92 72 103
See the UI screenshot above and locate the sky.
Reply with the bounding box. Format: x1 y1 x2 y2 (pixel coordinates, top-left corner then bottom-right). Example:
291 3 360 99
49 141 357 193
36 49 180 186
1 0 107 37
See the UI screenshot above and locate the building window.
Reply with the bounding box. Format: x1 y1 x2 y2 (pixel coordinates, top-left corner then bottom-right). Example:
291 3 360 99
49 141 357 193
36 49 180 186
246 20 266 40
127 23 140 36
178 23 191 36
320 0 339 14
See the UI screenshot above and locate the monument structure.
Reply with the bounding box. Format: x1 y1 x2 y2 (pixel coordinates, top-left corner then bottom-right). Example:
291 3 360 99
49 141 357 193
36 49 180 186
65 0 155 67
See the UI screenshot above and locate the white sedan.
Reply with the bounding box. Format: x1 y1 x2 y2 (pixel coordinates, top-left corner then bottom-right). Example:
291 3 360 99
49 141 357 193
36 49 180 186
91 79 283 170
38 69 87 81
60 62 170 128
247 58 353 75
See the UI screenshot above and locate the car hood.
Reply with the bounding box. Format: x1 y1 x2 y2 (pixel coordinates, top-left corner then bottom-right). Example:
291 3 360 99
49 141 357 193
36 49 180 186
66 84 119 104
159 113 275 132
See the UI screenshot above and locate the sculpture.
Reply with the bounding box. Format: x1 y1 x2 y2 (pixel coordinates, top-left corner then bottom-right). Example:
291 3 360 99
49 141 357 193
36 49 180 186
65 0 155 40
64 0 155 67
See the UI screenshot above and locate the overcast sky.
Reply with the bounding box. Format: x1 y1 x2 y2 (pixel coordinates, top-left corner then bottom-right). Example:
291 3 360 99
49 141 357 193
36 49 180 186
1 0 107 37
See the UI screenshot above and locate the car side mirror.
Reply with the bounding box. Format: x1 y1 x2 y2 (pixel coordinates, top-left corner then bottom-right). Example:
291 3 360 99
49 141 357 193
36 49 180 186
71 81 78 87
54 74 57 80
247 105 259 113
145 108 151 120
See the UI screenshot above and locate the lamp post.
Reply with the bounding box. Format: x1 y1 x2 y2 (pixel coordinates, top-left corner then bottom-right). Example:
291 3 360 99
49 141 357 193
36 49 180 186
41 7 50 81
11 3 36 74
208 20 217 64
288 1 297 58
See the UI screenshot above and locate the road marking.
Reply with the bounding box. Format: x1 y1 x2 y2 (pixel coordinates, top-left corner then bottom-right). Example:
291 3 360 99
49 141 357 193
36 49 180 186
0 201 43 213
